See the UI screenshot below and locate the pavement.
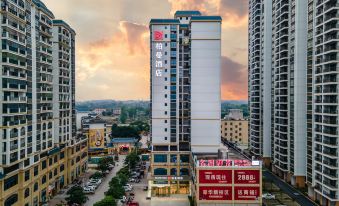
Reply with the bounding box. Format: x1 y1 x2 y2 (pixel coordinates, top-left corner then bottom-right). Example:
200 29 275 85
263 170 318 206
84 155 126 206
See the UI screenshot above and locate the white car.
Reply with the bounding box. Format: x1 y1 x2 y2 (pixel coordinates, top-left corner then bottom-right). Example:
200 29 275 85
262 193 276 200
83 187 95 194
86 184 97 190
123 186 132 192
124 184 133 189
89 179 101 185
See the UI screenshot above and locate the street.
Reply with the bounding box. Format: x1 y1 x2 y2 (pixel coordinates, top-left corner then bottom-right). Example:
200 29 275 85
263 170 318 206
84 155 126 206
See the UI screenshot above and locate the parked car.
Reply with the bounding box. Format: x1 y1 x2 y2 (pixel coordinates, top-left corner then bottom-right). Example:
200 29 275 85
143 186 148 191
262 193 276 200
123 186 132 192
83 187 95 194
129 178 136 182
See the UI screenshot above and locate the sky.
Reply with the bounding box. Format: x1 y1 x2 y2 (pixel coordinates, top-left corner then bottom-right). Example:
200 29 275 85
43 0 248 101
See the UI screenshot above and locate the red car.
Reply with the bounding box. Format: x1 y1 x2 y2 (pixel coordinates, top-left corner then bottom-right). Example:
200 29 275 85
128 202 139 206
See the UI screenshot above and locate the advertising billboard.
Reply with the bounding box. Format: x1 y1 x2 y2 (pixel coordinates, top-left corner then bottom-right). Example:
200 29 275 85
199 170 232 184
234 170 260 184
234 186 260 201
89 129 105 148
199 186 232 201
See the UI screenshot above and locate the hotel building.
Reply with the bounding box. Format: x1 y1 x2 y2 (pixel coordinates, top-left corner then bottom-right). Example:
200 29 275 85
0 1 87 205
149 11 221 197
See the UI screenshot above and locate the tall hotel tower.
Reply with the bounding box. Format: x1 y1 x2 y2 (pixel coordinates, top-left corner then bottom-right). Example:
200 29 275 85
249 0 339 205
0 0 87 205
149 11 221 197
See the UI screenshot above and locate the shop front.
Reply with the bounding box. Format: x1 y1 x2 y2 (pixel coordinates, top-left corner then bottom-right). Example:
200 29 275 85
148 177 191 198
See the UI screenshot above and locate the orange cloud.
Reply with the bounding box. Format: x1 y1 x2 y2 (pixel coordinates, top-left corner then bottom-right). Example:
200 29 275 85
168 0 248 27
76 21 150 101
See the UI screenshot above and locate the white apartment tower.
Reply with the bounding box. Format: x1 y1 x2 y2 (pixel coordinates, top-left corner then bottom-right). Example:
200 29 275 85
149 11 221 198
249 0 308 187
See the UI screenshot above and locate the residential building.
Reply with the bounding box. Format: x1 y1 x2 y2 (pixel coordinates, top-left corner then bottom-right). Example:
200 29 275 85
310 0 339 204
249 0 339 204
149 10 221 198
0 1 87 205
249 0 308 187
221 118 248 149
248 0 273 165
224 109 244 120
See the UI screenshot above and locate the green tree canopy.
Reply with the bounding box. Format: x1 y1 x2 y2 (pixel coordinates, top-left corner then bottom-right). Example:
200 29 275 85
66 186 87 205
93 196 116 206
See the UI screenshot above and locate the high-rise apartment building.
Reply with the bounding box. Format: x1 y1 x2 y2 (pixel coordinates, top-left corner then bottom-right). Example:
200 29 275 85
0 1 87 205
249 0 339 204
149 11 221 197
249 0 308 188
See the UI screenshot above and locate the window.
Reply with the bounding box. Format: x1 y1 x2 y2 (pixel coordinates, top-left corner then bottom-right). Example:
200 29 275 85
49 171 52 179
164 137 167 140
41 160 46 170
49 158 52 166
4 175 18 191
34 166 38 176
60 164 64 172
42 175 46 184
4 194 18 206
54 168 57 176
154 154 167 163
180 168 189 176
165 94 167 98
25 170 30 181
165 86 167 89
165 128 167 132
170 168 177 176
239 133 242 136
24 188 30 198
165 103 168 106
164 120 168 123
165 34 168 38
34 182 38 192
170 154 177 163
180 155 189 163
165 111 167 115
154 168 167 175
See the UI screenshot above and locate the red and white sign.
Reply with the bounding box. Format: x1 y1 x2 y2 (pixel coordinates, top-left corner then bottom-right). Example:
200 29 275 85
234 170 260 184
199 170 232 184
234 159 252 166
199 186 232 201
198 159 232 167
234 186 260 201
154 31 163 40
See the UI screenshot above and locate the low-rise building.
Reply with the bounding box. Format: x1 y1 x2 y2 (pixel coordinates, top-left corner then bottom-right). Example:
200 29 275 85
221 110 248 149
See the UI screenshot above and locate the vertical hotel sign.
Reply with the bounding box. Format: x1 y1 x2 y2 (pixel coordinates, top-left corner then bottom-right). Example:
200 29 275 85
153 31 163 77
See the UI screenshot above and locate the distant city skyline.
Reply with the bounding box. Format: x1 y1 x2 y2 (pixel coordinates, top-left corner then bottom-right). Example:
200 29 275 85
43 0 248 101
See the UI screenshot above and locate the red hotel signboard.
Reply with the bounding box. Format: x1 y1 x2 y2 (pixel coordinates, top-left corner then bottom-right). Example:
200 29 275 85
234 186 260 201
199 170 232 184
199 186 232 201
234 170 260 184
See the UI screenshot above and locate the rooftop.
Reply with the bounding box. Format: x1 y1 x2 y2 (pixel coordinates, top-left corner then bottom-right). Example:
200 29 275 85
191 16 222 22
150 19 180 24
53 19 76 34
111 137 137 143
32 0 54 18
174 10 201 17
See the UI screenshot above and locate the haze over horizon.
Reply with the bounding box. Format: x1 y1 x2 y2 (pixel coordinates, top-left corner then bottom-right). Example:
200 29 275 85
44 0 248 101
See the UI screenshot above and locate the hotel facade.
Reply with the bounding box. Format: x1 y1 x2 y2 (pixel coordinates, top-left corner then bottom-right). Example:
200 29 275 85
0 1 87 205
149 11 221 198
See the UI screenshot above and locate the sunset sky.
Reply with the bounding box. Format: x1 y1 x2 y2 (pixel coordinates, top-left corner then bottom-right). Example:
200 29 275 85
43 0 248 101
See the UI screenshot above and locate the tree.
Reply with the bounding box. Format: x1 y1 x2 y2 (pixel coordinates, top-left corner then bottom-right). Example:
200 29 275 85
111 124 140 138
90 171 104 179
66 186 87 205
106 177 125 199
97 157 115 173
93 196 116 206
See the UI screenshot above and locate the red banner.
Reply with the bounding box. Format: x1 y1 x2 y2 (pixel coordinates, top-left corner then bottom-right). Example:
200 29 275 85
199 170 232 184
234 186 260 200
199 186 232 200
234 170 260 184
234 159 252 166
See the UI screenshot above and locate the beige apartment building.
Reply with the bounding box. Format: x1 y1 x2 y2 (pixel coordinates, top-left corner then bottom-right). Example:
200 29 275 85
221 119 248 147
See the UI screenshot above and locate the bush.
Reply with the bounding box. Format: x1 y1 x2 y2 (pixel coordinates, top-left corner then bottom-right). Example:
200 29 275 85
90 172 104 179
